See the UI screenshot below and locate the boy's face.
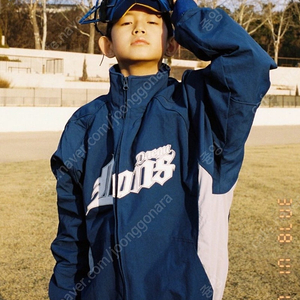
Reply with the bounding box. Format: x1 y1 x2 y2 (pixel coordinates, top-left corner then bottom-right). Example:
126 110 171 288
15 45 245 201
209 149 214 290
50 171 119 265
99 5 176 76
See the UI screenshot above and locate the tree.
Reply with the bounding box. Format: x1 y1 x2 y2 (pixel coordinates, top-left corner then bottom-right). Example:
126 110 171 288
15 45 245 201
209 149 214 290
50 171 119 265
0 0 9 45
230 0 268 35
22 0 47 50
0 24 3 46
2 0 300 59
0 0 3 46
263 1 293 64
198 0 267 35
293 0 300 23
41 0 47 50
198 0 226 8
0 0 33 48
86 0 95 54
59 0 96 53
278 1 300 62
80 57 88 81
29 0 42 49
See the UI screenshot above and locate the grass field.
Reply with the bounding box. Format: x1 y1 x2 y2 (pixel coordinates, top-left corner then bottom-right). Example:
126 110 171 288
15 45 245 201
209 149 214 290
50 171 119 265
0 144 299 300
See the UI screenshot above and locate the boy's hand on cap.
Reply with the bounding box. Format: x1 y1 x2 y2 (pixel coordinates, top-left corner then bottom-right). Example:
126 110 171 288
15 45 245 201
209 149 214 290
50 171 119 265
173 0 198 5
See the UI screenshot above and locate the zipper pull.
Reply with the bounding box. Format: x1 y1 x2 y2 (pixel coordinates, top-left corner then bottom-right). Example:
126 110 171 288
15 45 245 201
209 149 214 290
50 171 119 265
123 77 129 90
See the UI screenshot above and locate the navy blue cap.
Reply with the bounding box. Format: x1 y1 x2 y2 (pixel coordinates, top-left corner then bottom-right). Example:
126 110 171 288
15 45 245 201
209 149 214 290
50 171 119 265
79 0 174 24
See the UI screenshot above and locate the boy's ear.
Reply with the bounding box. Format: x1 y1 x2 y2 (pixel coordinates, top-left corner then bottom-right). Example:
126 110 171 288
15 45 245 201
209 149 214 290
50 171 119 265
165 37 179 57
98 36 115 58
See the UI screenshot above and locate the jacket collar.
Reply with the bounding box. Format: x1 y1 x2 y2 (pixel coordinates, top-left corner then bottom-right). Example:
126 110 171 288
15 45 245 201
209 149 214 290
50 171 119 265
108 64 170 113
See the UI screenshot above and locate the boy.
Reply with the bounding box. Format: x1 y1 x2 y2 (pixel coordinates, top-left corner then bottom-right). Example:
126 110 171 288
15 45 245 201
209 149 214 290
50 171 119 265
49 0 276 299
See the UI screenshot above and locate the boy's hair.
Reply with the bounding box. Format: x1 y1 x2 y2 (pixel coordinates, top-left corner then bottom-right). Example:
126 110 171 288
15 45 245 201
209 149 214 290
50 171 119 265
105 11 173 40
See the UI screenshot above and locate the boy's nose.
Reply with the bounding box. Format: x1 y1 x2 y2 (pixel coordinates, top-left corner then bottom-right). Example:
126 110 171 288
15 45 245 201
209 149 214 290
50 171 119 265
134 28 146 34
133 25 146 35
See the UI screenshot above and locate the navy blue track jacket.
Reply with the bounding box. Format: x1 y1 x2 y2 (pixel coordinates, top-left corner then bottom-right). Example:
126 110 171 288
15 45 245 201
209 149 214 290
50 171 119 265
49 1 276 299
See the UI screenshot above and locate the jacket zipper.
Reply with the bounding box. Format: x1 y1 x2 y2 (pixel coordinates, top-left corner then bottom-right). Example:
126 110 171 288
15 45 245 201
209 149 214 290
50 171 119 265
114 76 129 299
122 77 129 118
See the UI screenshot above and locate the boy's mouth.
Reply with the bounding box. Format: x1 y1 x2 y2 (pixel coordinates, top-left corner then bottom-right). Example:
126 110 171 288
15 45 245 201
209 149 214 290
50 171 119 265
131 38 149 45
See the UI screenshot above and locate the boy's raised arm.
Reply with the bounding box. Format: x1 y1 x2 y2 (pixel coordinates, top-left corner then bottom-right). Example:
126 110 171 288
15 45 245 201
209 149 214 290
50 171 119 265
171 0 276 194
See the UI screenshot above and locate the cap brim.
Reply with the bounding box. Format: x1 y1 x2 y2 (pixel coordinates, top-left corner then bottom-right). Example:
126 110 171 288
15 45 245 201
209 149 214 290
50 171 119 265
110 0 168 21
122 3 160 17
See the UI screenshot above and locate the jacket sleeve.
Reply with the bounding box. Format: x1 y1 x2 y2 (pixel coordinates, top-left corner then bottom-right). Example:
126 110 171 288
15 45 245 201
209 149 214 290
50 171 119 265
172 0 277 193
49 117 89 300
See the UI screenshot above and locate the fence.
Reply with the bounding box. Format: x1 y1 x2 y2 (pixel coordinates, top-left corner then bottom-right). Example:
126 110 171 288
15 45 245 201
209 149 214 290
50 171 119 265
261 95 300 107
0 88 108 107
277 57 300 68
0 55 64 74
1 88 300 108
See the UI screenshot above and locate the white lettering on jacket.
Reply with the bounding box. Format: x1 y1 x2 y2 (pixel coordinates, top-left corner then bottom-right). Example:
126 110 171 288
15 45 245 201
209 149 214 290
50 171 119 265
86 145 176 215
86 158 114 215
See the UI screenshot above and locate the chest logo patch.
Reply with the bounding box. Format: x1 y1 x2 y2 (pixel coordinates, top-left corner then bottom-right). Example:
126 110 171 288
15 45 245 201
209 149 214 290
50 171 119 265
87 144 176 214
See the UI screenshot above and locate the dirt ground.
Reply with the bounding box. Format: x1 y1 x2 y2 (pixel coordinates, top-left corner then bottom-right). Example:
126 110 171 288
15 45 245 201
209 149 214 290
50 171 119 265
0 126 300 163
0 127 299 300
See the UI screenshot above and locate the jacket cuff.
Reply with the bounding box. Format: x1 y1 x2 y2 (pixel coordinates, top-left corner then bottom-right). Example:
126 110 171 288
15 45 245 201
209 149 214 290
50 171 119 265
171 0 198 25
